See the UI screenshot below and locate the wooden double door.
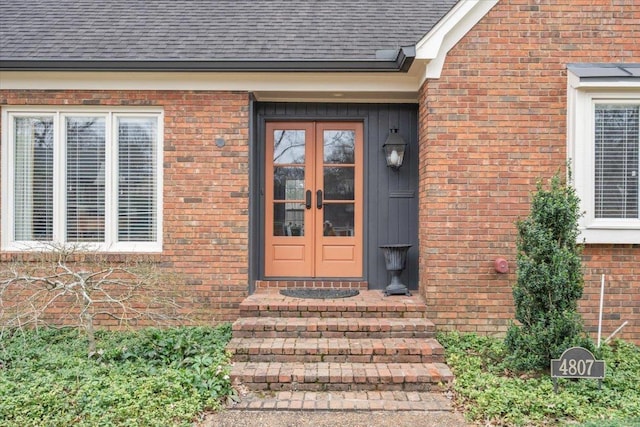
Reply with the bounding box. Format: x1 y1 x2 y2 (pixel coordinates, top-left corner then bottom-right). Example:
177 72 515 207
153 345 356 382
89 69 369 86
265 121 363 278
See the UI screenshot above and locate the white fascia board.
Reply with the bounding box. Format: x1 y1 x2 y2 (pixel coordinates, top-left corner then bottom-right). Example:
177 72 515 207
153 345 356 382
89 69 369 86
416 0 499 81
0 70 422 102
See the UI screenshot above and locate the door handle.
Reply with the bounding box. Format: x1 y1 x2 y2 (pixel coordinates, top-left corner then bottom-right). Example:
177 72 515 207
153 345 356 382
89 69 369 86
305 190 312 209
316 190 323 209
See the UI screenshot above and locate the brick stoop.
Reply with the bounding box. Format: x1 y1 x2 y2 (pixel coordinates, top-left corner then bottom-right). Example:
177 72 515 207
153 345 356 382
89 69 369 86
238 288 429 319
228 287 453 395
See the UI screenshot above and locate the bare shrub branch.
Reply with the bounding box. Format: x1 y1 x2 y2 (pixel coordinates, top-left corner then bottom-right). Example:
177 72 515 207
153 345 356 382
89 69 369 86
0 243 188 356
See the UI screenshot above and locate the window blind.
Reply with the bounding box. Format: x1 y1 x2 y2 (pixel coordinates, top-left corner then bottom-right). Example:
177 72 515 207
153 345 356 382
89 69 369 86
65 117 106 242
14 117 54 241
117 117 157 242
594 105 639 219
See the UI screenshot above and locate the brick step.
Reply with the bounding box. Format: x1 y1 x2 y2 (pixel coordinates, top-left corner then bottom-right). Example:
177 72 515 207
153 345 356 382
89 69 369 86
232 317 436 339
239 290 427 319
228 390 456 412
230 361 453 392
228 337 445 363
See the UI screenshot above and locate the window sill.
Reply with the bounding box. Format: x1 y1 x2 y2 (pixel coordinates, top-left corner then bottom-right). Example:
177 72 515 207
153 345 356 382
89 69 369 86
578 227 640 244
1 241 162 255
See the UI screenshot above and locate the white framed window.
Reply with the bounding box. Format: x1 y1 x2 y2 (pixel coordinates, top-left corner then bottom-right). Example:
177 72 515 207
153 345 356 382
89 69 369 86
568 67 640 243
1 107 163 252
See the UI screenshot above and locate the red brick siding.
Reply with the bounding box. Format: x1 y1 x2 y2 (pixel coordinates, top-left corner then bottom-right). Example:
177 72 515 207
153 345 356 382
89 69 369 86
0 90 250 324
419 0 640 343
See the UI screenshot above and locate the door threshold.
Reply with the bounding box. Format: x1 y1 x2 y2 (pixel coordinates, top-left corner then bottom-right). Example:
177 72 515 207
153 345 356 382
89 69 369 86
255 280 368 290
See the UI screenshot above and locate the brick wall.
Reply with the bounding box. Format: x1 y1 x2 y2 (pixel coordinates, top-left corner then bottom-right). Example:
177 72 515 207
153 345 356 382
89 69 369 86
0 90 250 324
418 0 640 343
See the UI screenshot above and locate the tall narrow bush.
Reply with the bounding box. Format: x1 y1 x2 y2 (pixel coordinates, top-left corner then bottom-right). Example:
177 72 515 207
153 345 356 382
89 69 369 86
505 173 592 371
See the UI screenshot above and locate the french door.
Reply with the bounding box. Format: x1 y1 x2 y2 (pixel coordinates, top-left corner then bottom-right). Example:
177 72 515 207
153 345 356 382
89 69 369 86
264 121 363 277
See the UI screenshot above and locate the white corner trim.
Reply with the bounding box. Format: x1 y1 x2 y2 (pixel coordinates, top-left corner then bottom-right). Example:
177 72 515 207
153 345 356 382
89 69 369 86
0 107 11 250
416 0 499 81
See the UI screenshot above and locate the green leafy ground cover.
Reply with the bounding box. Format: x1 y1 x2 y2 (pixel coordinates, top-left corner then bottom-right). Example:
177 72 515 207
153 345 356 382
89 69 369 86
0 325 234 427
3 326 639 427
439 332 640 427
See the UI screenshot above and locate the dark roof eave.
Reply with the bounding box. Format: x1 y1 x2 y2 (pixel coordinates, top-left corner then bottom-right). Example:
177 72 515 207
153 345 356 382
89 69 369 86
0 48 416 73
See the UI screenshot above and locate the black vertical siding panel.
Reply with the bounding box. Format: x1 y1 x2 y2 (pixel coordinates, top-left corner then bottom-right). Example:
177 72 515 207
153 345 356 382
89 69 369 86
408 107 419 288
376 105 391 288
390 106 402 246
253 102 418 290
367 106 382 287
385 105 418 289
326 103 339 117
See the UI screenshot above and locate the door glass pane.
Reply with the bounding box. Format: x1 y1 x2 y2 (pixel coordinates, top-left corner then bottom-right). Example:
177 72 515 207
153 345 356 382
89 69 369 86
14 116 54 241
324 167 354 200
274 130 305 164
323 203 354 237
273 166 305 237
324 130 355 164
274 167 305 200
274 203 305 236
66 116 106 242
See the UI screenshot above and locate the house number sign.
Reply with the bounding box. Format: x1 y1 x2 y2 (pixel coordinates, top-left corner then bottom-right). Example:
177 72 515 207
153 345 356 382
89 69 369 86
551 347 605 393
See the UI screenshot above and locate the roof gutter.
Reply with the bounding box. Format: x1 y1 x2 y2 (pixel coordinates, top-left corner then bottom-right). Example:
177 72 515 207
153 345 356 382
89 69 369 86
0 47 416 73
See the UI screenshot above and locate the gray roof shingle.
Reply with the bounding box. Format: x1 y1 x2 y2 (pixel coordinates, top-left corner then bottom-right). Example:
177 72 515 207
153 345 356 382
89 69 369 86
0 0 458 64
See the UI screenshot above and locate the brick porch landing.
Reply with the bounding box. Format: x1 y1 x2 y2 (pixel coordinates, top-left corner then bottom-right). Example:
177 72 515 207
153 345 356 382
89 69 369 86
228 288 453 395
237 287 429 318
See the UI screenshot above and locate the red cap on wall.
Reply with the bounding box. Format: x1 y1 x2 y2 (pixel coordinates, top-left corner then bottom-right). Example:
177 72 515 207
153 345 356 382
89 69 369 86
494 258 509 274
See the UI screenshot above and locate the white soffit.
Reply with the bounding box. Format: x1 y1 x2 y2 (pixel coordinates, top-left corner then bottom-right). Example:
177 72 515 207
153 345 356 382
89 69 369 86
0 70 423 102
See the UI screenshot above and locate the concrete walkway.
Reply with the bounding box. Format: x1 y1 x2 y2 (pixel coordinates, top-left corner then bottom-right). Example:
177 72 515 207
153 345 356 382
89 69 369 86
200 390 472 426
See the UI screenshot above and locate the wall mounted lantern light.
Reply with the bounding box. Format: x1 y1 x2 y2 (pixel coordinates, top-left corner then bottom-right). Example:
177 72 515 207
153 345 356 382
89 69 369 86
382 128 407 170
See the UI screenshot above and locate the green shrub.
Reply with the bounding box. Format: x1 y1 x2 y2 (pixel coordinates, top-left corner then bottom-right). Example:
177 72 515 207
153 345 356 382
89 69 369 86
0 325 234 427
440 332 640 426
505 173 592 371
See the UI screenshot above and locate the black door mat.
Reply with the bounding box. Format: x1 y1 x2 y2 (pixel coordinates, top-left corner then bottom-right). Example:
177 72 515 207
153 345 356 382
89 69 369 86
279 288 360 299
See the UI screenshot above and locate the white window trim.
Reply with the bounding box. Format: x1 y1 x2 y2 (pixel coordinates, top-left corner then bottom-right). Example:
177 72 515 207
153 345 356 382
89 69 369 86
567 75 640 244
1 106 163 252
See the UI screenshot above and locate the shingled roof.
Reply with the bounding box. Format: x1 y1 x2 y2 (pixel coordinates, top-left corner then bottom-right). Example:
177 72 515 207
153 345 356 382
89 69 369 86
0 0 459 71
